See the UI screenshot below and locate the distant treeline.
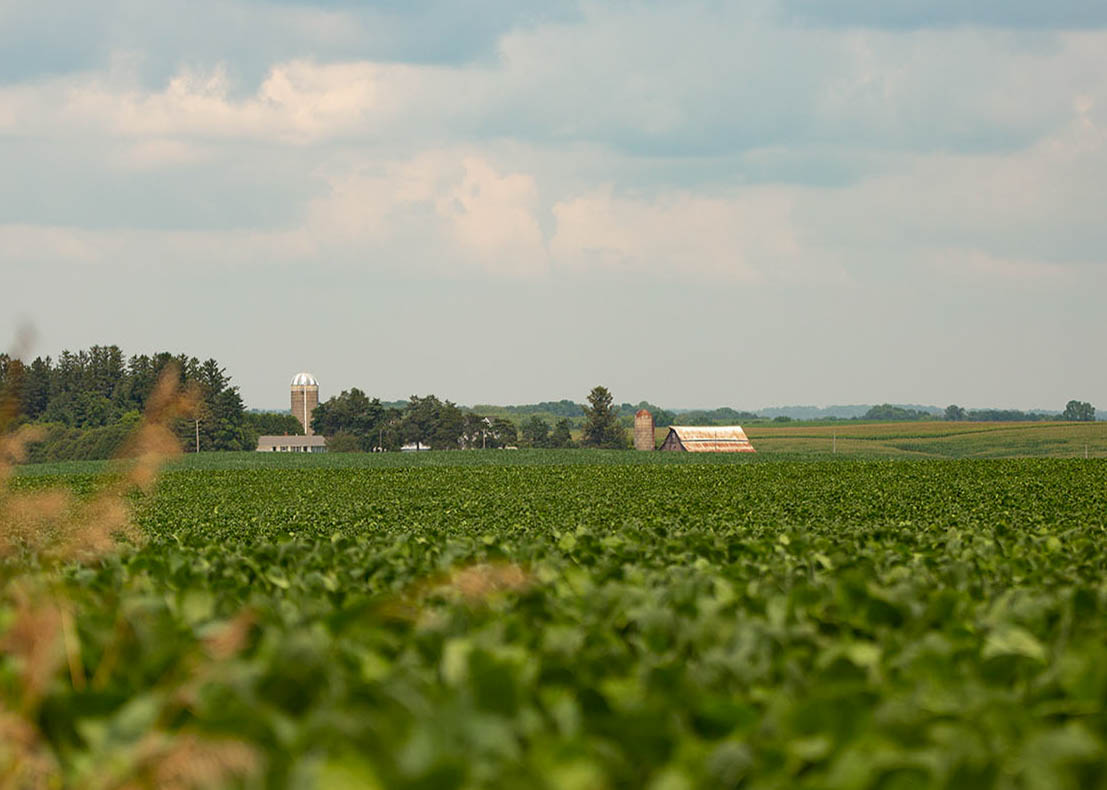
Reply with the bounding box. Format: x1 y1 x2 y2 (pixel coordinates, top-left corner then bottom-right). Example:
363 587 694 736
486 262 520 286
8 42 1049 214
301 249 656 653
474 400 585 419
868 402 1095 422
0 346 298 462
311 389 579 451
314 386 630 451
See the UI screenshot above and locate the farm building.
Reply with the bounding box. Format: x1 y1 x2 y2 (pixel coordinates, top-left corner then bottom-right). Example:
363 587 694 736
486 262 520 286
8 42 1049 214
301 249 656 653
290 372 320 435
659 426 755 453
256 435 328 453
634 409 655 451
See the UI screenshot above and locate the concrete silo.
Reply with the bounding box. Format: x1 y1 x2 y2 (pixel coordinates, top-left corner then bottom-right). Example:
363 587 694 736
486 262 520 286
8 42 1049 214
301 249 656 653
634 409 655 451
290 372 319 435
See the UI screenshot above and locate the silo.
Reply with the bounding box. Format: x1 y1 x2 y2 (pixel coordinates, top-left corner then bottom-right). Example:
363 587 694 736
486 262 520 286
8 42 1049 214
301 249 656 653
634 409 655 451
290 373 319 435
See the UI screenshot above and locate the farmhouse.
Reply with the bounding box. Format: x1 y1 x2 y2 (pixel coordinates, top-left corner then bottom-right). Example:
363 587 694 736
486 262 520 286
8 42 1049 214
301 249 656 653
659 426 755 453
256 435 328 453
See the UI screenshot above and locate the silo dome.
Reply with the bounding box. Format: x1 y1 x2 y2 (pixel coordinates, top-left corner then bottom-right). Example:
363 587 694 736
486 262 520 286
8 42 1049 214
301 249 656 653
291 372 318 387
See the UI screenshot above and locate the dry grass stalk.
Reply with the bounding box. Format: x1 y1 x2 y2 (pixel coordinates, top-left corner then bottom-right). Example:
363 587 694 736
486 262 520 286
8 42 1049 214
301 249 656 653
107 734 259 790
201 610 257 662
0 706 56 790
447 562 532 602
377 562 533 624
0 584 64 790
0 365 197 564
0 584 65 713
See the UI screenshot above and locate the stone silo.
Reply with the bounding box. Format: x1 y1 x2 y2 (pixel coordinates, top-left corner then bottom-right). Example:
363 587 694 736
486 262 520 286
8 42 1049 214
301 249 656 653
634 409 655 451
290 372 319 435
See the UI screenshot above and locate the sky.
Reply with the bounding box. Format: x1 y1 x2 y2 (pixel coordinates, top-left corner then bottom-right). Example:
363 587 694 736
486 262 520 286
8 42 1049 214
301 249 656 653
2 0 1105 411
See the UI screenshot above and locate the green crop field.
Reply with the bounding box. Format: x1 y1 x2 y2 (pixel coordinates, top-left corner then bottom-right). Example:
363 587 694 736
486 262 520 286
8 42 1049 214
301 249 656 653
4 454 1107 789
740 421 1107 459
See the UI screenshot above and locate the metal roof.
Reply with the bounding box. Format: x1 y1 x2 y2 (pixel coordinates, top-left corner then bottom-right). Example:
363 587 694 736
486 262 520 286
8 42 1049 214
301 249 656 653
290 372 318 387
257 435 327 449
666 426 755 453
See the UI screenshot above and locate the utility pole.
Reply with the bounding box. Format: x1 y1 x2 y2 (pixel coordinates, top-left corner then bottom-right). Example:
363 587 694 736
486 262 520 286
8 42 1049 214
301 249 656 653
833 431 837 455
194 419 200 454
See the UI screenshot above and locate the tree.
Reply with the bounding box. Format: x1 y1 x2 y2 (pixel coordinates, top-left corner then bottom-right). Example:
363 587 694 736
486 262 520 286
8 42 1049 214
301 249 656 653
460 414 488 449
581 386 627 448
520 416 551 448
312 389 400 451
401 395 465 449
945 405 966 421
313 388 373 437
1062 400 1096 422
244 412 303 436
489 417 518 448
549 419 574 448
863 404 930 421
326 432 362 453
22 358 52 420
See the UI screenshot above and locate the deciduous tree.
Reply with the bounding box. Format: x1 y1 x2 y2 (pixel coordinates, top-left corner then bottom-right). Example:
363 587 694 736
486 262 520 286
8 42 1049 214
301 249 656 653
1062 400 1096 422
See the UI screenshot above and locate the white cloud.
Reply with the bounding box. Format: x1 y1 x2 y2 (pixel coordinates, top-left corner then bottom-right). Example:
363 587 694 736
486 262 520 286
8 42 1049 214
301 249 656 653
64 61 386 143
928 249 1077 284
435 157 547 275
550 186 838 282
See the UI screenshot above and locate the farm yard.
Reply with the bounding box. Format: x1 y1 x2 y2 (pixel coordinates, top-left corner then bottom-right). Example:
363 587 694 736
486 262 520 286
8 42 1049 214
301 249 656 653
4 447 1107 789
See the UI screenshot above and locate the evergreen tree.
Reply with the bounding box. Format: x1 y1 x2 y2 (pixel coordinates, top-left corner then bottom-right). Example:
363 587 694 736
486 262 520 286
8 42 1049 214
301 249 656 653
581 386 627 449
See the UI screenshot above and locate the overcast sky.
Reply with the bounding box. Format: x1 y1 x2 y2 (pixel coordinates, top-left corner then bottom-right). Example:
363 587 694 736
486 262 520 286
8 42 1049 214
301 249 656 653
3 0 1105 411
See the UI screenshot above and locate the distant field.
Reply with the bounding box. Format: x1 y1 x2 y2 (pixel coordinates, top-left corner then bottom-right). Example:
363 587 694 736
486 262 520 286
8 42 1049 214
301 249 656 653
662 420 1107 459
14 421 1106 477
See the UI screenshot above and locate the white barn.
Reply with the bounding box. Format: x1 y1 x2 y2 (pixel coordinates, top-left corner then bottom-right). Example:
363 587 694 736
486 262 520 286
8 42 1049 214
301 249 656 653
256 435 328 453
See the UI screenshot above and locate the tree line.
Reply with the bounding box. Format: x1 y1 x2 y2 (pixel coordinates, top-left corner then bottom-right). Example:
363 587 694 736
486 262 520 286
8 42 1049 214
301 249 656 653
862 402 1096 422
311 385 629 451
0 346 271 462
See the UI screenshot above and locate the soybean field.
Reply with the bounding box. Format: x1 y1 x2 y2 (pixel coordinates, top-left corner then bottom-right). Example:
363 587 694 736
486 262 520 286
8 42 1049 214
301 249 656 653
4 456 1107 789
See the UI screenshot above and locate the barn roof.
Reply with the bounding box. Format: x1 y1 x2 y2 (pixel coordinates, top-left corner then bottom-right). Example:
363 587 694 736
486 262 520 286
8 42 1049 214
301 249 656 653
257 435 327 449
666 426 755 453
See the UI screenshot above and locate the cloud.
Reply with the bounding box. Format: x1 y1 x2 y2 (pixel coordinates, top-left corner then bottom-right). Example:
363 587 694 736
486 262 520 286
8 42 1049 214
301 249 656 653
0 0 580 85
795 111 1107 268
61 61 385 144
436 158 547 275
6 12 1106 162
1 1 1105 290
550 186 839 282
779 0 1107 30
928 250 1078 285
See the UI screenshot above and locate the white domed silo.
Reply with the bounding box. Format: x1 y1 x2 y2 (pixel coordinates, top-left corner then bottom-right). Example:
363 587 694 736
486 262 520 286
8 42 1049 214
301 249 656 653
290 372 319 435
